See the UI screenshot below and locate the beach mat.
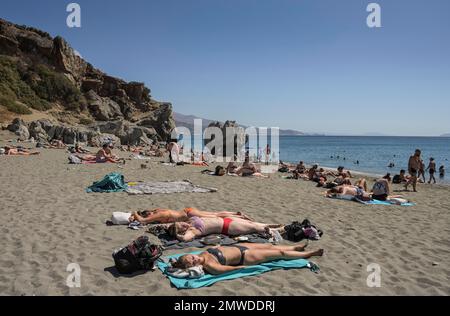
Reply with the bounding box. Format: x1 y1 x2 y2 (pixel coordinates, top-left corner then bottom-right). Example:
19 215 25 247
328 195 415 206
125 180 217 195
149 228 270 250
157 251 318 289
355 198 415 206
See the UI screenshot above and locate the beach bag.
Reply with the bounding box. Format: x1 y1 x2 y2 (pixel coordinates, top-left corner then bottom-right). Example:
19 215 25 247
111 212 132 225
278 166 289 173
284 219 323 242
112 236 163 274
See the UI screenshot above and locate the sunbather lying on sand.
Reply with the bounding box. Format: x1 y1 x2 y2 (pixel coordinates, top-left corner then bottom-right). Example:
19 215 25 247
74 143 91 154
44 140 66 149
326 178 403 202
171 242 324 275
234 157 267 177
167 216 283 242
129 207 253 225
3 146 40 156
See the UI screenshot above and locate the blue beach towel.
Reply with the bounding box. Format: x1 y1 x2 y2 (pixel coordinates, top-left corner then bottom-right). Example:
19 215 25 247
355 198 415 206
86 172 128 193
328 195 415 206
157 251 319 289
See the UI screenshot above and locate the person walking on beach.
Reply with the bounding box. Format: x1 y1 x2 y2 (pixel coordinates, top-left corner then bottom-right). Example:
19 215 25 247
405 149 422 192
264 145 271 166
418 159 426 183
426 158 437 184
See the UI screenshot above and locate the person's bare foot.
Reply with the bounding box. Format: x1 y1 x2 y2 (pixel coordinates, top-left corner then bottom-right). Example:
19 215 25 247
313 249 324 257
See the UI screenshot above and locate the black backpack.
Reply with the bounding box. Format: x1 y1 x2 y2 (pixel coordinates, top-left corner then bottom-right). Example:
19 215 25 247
112 236 163 274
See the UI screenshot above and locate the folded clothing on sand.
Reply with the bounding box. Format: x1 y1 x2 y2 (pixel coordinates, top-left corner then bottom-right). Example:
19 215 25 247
157 251 319 289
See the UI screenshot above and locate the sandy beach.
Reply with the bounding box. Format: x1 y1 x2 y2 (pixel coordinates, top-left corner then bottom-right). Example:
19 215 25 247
0 130 449 296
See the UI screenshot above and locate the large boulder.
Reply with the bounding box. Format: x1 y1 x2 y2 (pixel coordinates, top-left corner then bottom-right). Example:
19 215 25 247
89 133 120 147
28 120 49 142
0 34 19 55
7 118 30 141
81 79 103 93
204 120 245 158
95 120 156 145
86 90 123 121
137 102 175 141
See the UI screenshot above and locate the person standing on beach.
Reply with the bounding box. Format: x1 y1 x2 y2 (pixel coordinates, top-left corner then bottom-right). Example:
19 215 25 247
426 158 437 184
167 140 179 163
418 159 426 182
264 145 271 166
405 149 422 192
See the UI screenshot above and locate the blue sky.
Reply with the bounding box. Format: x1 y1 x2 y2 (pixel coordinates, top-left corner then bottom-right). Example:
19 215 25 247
1 0 449 136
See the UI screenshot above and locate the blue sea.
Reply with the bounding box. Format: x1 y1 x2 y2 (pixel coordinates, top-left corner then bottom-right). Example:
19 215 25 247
279 136 450 183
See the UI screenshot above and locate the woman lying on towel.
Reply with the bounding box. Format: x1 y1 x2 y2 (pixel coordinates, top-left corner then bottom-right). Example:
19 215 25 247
3 146 40 156
129 207 253 225
167 216 283 242
171 242 324 275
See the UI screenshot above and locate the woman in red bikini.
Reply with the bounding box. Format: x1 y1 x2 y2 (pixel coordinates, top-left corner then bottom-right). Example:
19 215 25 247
129 207 253 225
167 216 283 242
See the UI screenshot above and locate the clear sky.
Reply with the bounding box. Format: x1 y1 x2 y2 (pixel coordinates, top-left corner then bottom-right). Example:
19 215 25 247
1 0 449 136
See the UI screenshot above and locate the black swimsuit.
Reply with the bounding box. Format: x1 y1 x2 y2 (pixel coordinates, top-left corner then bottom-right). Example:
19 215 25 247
207 245 248 265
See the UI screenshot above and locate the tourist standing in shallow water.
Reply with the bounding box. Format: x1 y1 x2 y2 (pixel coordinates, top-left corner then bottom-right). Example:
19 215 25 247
418 159 426 183
405 149 422 192
426 158 437 184
439 165 445 178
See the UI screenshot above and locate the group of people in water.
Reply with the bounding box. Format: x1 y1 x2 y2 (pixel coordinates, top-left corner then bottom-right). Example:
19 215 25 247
389 150 445 188
123 207 324 274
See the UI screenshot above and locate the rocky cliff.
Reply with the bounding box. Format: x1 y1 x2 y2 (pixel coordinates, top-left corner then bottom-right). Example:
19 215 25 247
0 18 175 144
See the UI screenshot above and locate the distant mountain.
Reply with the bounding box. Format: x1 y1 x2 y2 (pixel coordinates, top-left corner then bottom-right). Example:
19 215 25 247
440 133 450 137
174 112 305 136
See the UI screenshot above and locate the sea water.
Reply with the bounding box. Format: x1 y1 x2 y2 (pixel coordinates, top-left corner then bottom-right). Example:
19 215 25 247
279 136 450 183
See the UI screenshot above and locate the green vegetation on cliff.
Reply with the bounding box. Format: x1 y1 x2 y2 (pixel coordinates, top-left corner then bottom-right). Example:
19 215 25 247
0 55 86 114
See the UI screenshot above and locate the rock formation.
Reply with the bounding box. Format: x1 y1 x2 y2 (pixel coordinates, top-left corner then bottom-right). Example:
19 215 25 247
0 18 175 143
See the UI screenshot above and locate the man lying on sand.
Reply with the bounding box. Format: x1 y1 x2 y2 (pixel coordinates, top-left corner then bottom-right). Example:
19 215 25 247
171 242 324 275
129 207 253 225
167 216 284 242
3 145 40 156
